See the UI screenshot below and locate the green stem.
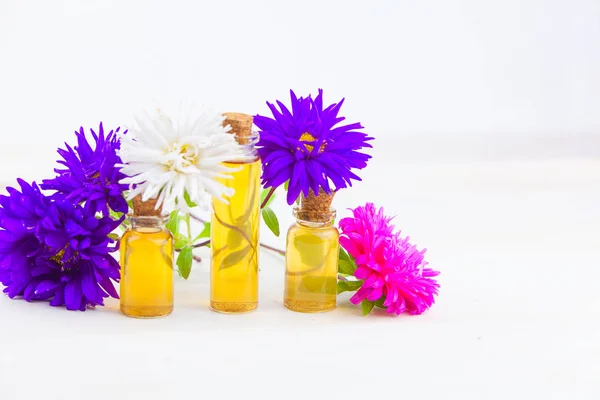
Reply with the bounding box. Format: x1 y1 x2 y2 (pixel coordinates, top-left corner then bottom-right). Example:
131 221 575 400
189 240 284 255
192 239 210 248
260 243 285 256
260 187 276 209
185 214 191 241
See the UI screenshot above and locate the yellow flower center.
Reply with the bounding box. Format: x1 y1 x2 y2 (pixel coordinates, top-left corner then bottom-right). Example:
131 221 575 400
163 142 200 172
299 132 325 153
50 248 65 265
50 246 77 272
179 144 198 168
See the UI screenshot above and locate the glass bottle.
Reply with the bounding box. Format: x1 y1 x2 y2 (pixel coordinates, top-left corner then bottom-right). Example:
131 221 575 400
284 206 339 313
120 198 174 318
210 113 260 313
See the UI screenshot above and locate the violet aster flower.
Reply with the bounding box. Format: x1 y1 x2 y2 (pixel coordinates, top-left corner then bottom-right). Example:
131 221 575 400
42 123 129 217
0 179 122 311
339 203 440 315
254 89 373 204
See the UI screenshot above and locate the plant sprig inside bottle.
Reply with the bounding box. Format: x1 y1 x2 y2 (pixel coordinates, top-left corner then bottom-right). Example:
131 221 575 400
288 192 336 279
211 174 259 271
211 183 285 271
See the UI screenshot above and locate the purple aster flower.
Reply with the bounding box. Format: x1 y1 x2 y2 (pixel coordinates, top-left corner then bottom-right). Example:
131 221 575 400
42 123 129 216
0 179 122 311
254 89 373 204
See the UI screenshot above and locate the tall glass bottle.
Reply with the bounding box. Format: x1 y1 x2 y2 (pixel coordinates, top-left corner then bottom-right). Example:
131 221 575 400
210 113 260 313
284 191 339 313
120 197 174 318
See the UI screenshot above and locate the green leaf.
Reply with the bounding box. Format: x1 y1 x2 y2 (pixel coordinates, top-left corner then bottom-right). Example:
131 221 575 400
284 180 289 191
260 188 276 208
184 191 197 208
339 247 355 265
220 245 250 270
108 233 120 241
374 297 386 309
176 247 193 279
192 222 210 242
109 208 124 220
174 235 188 250
166 210 180 237
337 280 363 294
362 300 375 316
338 260 356 276
261 207 280 237
338 248 357 275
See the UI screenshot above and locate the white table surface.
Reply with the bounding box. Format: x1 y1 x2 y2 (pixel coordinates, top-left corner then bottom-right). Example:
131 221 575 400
0 137 598 399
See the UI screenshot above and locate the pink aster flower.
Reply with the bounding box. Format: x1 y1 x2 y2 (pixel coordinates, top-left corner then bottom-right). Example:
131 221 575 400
339 203 440 315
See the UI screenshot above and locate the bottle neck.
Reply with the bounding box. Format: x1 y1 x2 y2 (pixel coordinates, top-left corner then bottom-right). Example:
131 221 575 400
232 131 259 162
293 207 336 229
129 216 167 231
295 219 334 229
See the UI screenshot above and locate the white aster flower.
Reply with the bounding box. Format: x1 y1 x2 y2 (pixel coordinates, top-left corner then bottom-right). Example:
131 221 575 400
118 103 244 213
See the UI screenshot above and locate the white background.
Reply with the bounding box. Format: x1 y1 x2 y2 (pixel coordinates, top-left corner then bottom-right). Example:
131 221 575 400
1 1 599 399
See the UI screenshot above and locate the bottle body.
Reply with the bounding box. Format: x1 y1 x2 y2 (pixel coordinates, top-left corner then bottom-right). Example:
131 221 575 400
284 210 339 313
120 216 174 318
210 157 261 313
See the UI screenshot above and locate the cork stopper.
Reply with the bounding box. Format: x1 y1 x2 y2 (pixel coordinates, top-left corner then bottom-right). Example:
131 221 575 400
296 189 336 222
132 195 163 217
223 112 253 144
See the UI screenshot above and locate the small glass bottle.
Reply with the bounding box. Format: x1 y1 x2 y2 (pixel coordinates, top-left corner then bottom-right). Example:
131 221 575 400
284 191 339 313
120 197 174 318
210 113 260 313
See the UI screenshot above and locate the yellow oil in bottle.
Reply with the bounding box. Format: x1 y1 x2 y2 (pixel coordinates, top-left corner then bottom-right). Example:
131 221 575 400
120 223 174 318
210 158 260 313
284 221 339 313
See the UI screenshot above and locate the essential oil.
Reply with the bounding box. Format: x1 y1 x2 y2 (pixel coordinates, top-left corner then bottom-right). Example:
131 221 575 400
120 199 173 318
284 217 339 312
210 113 260 313
284 192 339 313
